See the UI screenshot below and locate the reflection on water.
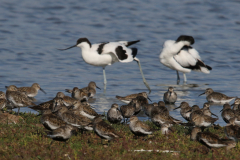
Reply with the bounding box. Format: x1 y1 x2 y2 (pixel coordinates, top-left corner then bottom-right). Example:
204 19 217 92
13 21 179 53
2 0 240 126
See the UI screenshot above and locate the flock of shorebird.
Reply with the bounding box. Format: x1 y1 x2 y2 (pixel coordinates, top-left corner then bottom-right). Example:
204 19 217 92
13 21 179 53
0 80 240 152
0 35 239 153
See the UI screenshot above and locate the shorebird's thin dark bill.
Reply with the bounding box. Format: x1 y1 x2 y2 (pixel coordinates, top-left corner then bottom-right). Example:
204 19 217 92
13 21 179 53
219 109 223 112
230 103 234 106
147 97 152 102
186 109 192 113
58 44 77 51
173 106 181 110
198 92 205 97
96 86 101 90
5 86 8 89
40 88 47 94
211 112 218 118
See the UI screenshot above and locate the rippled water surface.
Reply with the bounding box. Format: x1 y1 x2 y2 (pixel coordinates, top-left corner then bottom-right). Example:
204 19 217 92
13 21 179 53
1 0 240 126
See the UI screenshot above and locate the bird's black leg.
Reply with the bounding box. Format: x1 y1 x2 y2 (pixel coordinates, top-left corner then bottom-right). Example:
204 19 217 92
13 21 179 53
176 71 180 85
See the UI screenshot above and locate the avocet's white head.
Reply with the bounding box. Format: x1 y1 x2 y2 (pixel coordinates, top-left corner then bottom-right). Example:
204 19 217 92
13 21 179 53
58 38 92 51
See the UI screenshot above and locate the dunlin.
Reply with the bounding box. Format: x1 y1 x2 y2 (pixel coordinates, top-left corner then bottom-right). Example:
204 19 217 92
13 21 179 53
52 98 93 131
40 109 67 130
71 100 99 120
173 102 192 121
93 116 121 143
6 83 46 98
220 104 235 123
56 92 77 107
231 98 240 110
67 87 88 100
191 127 236 150
189 105 202 121
161 123 174 135
107 103 123 124
120 99 141 123
6 85 35 115
116 92 151 104
66 81 100 98
47 124 77 144
224 118 240 142
129 116 155 137
142 102 158 117
0 91 7 110
163 87 177 104
202 102 218 118
199 88 236 103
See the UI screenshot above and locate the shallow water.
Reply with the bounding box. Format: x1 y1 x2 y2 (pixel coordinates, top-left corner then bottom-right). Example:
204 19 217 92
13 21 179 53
1 0 240 126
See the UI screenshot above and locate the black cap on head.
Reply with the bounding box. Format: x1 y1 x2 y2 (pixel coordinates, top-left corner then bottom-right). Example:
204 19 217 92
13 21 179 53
76 38 92 47
176 35 195 45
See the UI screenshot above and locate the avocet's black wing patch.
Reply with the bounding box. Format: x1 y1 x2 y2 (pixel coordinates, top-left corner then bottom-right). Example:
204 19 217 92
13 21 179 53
115 46 128 60
131 48 138 58
97 43 108 55
126 40 140 47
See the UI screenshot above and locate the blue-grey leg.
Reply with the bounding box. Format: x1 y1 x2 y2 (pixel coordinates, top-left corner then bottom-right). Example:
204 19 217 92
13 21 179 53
176 71 180 85
103 67 107 91
134 57 151 94
183 73 187 83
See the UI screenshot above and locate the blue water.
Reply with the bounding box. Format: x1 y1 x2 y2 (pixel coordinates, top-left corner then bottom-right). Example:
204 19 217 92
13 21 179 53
1 0 240 126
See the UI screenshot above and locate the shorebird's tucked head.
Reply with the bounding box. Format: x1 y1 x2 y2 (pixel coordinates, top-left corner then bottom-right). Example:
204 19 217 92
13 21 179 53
93 116 103 124
0 91 6 99
232 98 240 105
203 102 210 109
192 105 200 111
158 101 165 107
56 92 65 98
190 127 201 141
129 115 138 123
176 35 195 46
72 100 82 110
111 103 119 109
53 97 64 110
6 85 18 92
52 104 68 113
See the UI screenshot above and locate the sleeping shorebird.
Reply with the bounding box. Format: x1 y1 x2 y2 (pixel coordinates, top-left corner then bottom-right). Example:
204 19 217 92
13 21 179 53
107 104 123 124
120 99 141 123
163 87 177 104
116 92 151 104
224 118 240 142
220 104 235 124
159 35 212 84
231 98 240 110
129 116 155 138
199 88 236 104
58 38 151 92
191 127 236 151
202 102 218 118
65 81 101 98
93 116 121 143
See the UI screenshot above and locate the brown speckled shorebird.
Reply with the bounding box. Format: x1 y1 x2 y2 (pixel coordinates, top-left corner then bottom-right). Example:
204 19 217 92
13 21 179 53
6 85 35 115
173 102 192 121
6 83 46 98
69 87 89 100
199 88 236 103
129 116 155 137
71 100 99 120
142 102 158 117
56 92 77 107
231 98 240 110
202 102 218 118
189 105 202 121
151 102 181 127
163 87 177 104
65 81 101 98
29 92 65 111
161 123 174 135
93 116 121 143
116 92 151 104
107 103 123 124
52 98 93 131
40 109 67 130
224 118 240 142
191 127 236 151
120 99 141 123
220 104 235 124
0 91 7 110
47 124 77 145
